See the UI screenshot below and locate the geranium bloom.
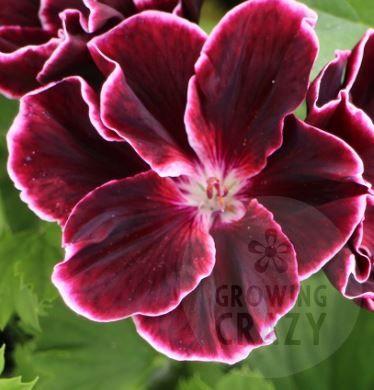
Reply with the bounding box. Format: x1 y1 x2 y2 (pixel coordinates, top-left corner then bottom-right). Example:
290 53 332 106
307 30 374 311
0 0 203 98
8 0 368 363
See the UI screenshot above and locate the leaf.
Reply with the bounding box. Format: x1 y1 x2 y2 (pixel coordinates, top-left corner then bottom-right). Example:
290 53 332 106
178 368 275 390
0 227 62 330
0 345 37 389
179 375 212 390
14 300 166 390
302 0 374 25
14 225 61 303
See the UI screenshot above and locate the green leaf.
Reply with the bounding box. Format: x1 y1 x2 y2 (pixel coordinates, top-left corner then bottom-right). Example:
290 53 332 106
178 375 212 390
302 0 374 25
0 227 61 330
179 368 275 390
13 225 61 303
14 300 166 390
0 345 37 389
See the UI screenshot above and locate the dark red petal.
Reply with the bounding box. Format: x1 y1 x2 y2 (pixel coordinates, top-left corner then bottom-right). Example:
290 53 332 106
0 30 58 98
175 0 204 22
248 115 367 279
53 171 215 321
346 29 374 120
308 30 374 122
135 200 299 364
306 50 350 110
7 77 145 224
324 198 373 311
90 11 206 176
0 0 40 26
134 0 177 12
308 93 374 185
0 26 51 53
185 0 318 176
37 10 103 87
83 0 132 32
39 0 89 32
134 0 202 22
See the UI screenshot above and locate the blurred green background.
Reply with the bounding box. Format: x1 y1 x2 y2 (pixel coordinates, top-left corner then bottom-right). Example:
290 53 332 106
0 0 373 389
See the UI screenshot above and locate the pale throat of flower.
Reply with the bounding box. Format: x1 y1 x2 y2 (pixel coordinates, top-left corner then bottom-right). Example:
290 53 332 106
179 169 247 225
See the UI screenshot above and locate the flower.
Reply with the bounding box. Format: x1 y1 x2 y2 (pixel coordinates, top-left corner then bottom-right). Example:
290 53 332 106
307 29 374 311
8 0 367 363
0 0 203 98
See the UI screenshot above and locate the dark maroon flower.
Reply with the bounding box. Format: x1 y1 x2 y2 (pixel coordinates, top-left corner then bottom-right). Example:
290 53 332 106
8 0 368 363
307 30 374 311
0 0 203 98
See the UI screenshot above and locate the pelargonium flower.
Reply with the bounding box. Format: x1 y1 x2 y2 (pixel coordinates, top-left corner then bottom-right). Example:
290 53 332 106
0 0 203 98
8 0 368 363
307 29 374 311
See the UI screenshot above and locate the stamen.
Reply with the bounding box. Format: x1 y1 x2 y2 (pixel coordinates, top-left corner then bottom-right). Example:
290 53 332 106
206 177 229 212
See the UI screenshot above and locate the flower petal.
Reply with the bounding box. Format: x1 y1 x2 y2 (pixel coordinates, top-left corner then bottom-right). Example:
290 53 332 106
53 171 215 321
39 0 88 32
346 29 374 120
0 28 58 98
90 11 207 176
83 0 133 32
306 49 350 109
7 77 145 224
0 0 40 26
324 198 373 311
308 94 374 185
185 0 318 176
37 10 103 86
134 0 178 13
174 0 204 22
248 115 367 279
135 199 299 364
307 30 374 122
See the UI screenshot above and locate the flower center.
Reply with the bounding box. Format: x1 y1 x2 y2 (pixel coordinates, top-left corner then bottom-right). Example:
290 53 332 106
179 170 246 224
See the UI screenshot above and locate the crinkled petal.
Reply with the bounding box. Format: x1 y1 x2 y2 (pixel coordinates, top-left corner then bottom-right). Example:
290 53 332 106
174 0 203 23
308 29 374 122
0 0 40 26
39 0 88 32
308 92 374 186
83 0 133 32
324 198 373 311
90 11 207 176
53 171 215 321
306 49 350 110
345 29 374 120
37 10 103 86
135 199 299 364
248 115 367 279
0 29 58 98
7 77 145 224
134 0 178 12
0 26 51 53
185 0 318 176
134 0 202 22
